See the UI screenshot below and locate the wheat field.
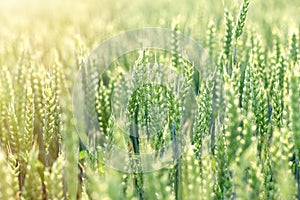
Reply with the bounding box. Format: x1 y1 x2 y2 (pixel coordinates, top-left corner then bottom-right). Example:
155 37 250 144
0 0 299 199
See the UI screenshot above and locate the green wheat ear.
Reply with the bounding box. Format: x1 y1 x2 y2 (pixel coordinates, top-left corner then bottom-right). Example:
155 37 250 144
171 21 182 72
223 10 234 60
95 78 110 136
234 0 250 41
212 118 232 199
271 128 297 198
8 103 21 156
290 64 300 195
223 75 242 163
233 0 251 65
44 154 64 200
290 33 299 64
22 83 34 156
0 151 19 200
14 54 27 126
22 145 43 199
206 20 216 61
42 73 61 165
219 10 234 75
192 79 213 158
0 68 14 150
